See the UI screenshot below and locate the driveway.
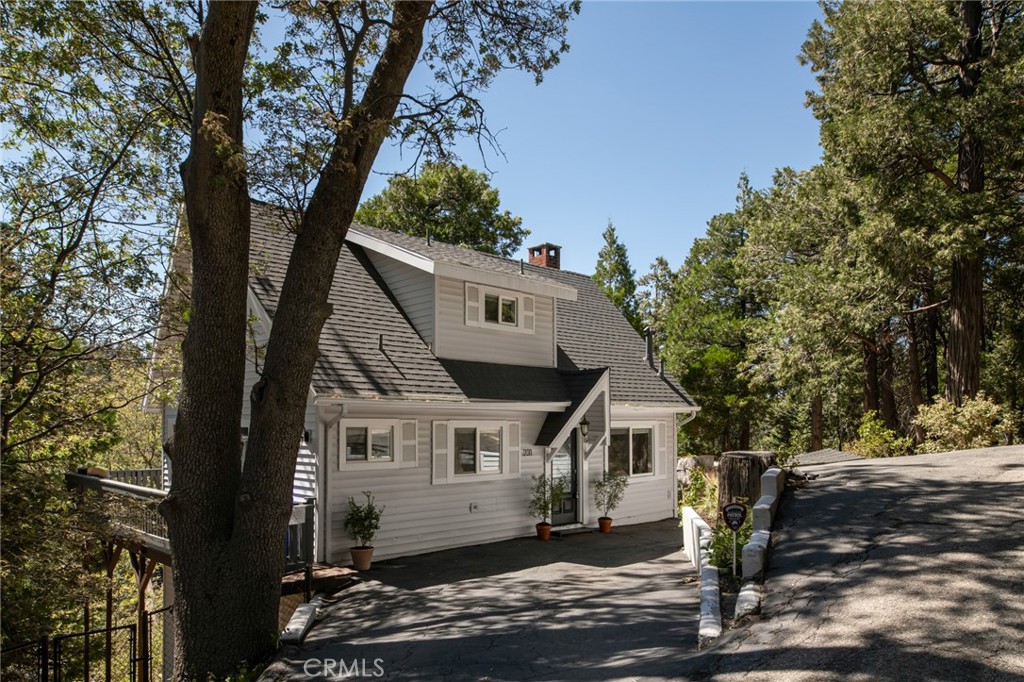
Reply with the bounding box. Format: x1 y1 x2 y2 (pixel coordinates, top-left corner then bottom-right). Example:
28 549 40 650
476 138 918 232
262 519 701 681
702 445 1024 682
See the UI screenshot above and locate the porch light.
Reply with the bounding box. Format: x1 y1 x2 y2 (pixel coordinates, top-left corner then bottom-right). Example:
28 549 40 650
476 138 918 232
579 416 590 438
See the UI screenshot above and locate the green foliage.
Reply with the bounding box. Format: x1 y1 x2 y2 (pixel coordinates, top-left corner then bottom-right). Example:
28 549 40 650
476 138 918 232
343 491 385 548
593 222 642 333
665 176 768 456
593 470 629 518
355 161 529 257
527 474 568 524
680 465 718 525
913 393 1019 454
849 411 913 459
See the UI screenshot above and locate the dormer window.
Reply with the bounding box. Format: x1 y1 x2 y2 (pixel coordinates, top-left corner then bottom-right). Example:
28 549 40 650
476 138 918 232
484 293 518 326
466 283 534 334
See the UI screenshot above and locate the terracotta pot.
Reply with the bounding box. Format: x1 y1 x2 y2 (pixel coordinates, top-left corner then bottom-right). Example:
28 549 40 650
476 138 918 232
536 522 552 541
350 546 374 571
598 517 613 534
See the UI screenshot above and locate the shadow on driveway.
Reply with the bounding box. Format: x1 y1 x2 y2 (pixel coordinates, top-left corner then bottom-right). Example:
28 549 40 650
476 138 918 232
263 519 703 681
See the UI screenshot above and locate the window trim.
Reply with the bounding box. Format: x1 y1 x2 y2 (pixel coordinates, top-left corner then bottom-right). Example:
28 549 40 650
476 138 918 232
338 419 401 471
609 423 657 479
443 420 516 483
466 282 535 335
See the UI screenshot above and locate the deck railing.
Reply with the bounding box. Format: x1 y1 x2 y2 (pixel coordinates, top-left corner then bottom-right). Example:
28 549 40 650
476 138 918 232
66 472 316 571
108 468 163 490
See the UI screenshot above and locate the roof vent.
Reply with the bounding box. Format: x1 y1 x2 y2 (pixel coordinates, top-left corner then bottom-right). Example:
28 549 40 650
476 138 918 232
528 242 561 269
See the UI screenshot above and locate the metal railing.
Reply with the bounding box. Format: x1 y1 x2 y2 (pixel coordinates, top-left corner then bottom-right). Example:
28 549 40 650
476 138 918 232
108 469 162 490
66 474 317 570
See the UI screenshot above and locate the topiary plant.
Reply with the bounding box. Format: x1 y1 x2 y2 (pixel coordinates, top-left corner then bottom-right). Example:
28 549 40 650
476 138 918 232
593 470 629 519
527 474 568 524
343 491 384 548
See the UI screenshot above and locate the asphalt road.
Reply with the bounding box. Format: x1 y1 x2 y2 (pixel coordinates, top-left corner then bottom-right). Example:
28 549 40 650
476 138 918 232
262 446 1022 681
699 445 1024 682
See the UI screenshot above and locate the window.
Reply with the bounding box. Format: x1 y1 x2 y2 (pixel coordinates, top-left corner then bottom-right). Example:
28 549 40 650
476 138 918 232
465 283 534 333
483 293 517 326
346 426 393 462
454 426 503 475
610 426 654 477
433 420 520 484
337 419 417 471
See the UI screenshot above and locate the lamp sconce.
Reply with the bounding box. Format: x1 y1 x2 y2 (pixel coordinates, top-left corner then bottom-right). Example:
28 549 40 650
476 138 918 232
302 429 311 445
579 416 590 438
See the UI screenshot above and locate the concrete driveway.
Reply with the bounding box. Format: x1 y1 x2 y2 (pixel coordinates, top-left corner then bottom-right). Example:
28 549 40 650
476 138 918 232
262 520 701 681
703 445 1024 682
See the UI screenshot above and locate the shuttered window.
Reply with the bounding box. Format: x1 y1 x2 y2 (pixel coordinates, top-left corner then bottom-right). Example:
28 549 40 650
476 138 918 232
431 420 522 485
465 282 534 335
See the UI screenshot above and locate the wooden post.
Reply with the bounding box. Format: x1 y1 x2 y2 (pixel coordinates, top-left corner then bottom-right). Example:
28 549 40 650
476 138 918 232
103 542 122 682
130 548 156 682
717 451 776 511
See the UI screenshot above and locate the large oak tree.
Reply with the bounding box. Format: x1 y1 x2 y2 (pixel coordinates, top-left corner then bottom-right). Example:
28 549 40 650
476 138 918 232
5 1 578 677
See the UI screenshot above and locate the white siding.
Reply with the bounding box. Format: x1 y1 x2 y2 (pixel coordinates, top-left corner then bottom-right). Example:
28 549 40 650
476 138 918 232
365 251 435 345
591 414 678 526
327 409 549 562
435 277 555 366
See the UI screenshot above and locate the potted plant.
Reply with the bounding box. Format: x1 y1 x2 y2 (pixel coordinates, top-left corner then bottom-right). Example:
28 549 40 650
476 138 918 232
593 470 629 533
343 491 384 570
527 473 568 540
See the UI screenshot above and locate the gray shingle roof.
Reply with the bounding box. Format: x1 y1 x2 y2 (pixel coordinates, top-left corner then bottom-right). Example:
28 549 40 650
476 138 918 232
348 222 566 287
250 204 464 400
248 203 695 409
534 266 696 407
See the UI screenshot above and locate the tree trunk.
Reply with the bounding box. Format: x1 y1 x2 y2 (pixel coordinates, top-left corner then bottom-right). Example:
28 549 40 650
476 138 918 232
947 254 983 406
905 313 925 443
717 451 776 511
922 284 940 402
163 4 259 678
862 341 879 414
946 0 985 407
878 330 899 432
810 391 824 451
163 3 433 678
738 418 751 451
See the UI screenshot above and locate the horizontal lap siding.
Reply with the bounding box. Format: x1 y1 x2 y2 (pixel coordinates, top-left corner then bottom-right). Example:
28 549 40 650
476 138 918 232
366 252 435 345
436 277 554 366
328 411 547 562
612 417 677 525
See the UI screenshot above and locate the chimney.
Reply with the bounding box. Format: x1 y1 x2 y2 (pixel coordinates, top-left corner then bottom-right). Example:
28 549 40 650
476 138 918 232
528 242 561 269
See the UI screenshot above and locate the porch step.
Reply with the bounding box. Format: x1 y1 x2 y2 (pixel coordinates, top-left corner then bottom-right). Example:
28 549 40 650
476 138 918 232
551 526 595 537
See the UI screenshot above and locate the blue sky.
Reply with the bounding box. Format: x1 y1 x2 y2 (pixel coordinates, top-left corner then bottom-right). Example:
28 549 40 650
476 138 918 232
366 1 826 276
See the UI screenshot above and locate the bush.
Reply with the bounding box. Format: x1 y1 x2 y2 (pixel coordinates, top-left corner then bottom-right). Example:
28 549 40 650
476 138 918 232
680 464 718 524
593 470 629 518
849 411 913 458
343 491 384 547
913 392 1018 453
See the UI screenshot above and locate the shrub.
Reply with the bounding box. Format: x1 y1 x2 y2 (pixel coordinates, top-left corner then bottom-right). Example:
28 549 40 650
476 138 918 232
593 470 629 518
343 491 384 547
913 392 1018 453
680 464 718 524
849 411 913 458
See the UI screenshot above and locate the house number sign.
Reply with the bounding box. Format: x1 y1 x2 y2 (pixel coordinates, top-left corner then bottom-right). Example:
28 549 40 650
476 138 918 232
721 503 747 531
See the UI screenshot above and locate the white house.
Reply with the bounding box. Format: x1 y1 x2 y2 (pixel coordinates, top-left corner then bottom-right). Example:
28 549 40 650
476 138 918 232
161 203 699 563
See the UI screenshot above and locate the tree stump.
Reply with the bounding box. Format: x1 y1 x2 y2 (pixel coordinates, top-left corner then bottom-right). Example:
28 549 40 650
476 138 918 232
717 451 776 511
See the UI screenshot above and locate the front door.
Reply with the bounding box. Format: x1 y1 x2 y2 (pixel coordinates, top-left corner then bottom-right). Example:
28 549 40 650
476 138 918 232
550 433 578 526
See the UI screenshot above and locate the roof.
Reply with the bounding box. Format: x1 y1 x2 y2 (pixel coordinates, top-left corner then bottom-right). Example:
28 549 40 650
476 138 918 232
250 204 463 400
535 266 696 408
347 223 577 301
247 202 695 410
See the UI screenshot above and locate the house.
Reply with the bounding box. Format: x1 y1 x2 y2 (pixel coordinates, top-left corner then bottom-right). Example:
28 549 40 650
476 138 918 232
160 203 699 563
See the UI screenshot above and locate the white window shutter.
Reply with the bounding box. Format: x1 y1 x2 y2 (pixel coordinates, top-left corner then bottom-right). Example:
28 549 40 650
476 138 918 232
507 421 521 477
657 421 667 475
432 421 449 484
400 420 418 468
465 283 481 326
522 296 535 332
